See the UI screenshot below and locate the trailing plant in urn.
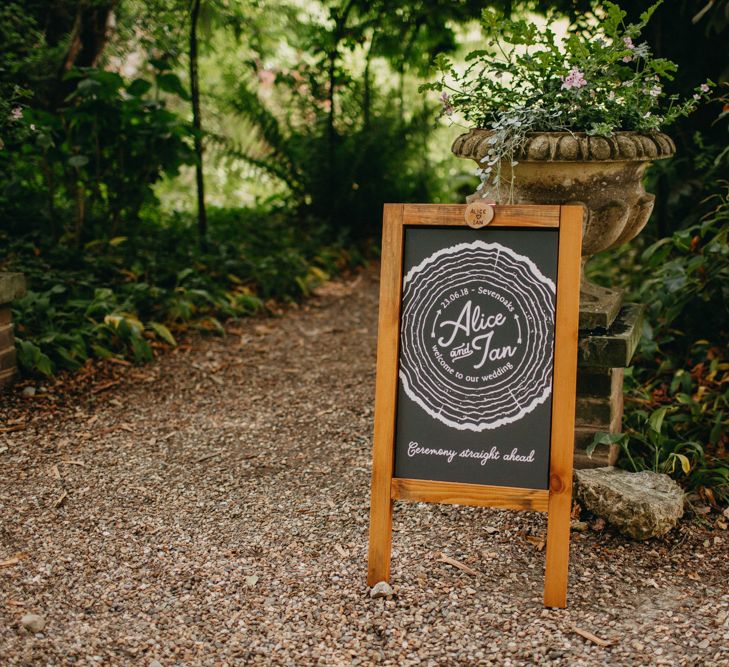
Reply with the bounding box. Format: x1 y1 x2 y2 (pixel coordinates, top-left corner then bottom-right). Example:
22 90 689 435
422 1 713 201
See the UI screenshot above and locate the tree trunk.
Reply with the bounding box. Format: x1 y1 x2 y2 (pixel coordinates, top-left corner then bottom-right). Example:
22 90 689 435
49 2 118 110
190 0 208 248
327 49 336 194
325 0 356 216
363 37 375 130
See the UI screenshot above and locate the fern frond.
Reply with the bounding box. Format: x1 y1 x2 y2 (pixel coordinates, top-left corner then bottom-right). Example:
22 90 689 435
206 130 304 196
226 82 300 179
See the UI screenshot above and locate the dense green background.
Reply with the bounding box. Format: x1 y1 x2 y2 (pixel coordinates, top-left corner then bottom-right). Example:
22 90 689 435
0 0 727 501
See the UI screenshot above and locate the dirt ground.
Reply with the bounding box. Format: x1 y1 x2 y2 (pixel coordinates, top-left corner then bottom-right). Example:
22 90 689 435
1 266 728 666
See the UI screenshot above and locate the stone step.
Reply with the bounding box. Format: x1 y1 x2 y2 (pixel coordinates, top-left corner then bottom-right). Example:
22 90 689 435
578 303 644 369
579 281 623 330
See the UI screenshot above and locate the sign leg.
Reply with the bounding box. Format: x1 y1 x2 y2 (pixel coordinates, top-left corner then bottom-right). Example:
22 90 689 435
367 471 393 586
367 204 403 587
544 482 572 608
543 204 582 608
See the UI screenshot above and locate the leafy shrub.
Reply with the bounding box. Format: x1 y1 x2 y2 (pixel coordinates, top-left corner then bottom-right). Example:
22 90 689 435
224 67 444 240
0 64 193 244
420 1 713 199
3 206 358 377
589 186 729 503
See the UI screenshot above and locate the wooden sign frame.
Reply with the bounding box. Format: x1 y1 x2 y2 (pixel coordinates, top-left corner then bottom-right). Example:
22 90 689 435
367 203 582 608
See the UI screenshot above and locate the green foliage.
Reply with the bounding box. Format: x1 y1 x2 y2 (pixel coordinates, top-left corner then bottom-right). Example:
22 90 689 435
226 73 443 239
429 1 709 132
3 207 357 376
0 4 38 144
422 1 714 200
588 188 729 503
199 0 489 239
1 64 193 243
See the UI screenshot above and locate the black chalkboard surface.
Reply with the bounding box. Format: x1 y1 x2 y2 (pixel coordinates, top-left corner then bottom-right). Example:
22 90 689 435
393 226 558 490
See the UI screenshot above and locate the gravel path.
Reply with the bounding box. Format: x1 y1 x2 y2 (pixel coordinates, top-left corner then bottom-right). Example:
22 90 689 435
1 266 728 666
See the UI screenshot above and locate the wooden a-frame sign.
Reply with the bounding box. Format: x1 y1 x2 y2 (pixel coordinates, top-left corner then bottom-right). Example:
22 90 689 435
367 203 582 608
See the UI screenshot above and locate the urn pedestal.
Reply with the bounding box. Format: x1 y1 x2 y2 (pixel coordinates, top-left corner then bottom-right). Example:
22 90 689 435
0 273 26 390
452 130 675 467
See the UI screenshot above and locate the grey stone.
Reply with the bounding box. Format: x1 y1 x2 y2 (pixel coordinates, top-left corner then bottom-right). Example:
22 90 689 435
574 467 684 540
0 273 26 305
20 614 45 633
369 581 393 599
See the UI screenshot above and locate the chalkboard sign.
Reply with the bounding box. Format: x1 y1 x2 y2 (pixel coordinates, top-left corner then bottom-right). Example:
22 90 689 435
367 204 582 608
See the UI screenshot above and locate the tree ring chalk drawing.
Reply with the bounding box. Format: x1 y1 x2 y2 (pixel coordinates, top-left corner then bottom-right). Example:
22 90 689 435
399 240 555 431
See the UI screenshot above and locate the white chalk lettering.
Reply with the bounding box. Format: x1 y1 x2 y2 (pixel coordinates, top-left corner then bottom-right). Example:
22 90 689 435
407 441 457 463
502 448 535 463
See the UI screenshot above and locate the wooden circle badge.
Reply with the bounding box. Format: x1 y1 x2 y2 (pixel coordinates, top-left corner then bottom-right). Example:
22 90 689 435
464 200 495 228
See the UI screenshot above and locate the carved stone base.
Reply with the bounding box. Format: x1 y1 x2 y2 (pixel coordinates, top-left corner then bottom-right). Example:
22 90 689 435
574 304 644 469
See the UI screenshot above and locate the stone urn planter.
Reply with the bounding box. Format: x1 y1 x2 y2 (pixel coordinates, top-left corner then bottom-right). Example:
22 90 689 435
452 130 676 329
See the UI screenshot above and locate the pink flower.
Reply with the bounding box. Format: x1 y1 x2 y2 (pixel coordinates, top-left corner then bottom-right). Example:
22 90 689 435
621 36 635 62
561 67 587 90
257 70 276 86
440 91 454 116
